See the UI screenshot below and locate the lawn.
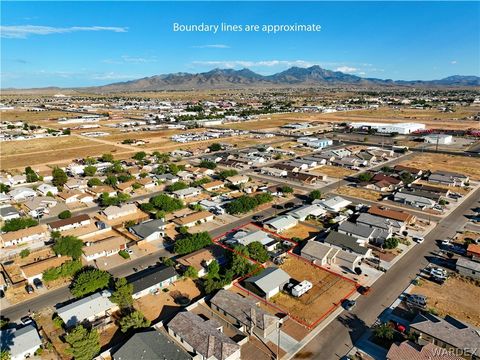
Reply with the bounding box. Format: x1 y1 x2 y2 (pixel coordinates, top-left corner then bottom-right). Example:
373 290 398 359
412 275 480 327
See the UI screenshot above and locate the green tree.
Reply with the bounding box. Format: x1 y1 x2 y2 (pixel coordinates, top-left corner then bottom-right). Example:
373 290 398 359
1 217 38 233
19 249 30 258
383 237 399 249
358 172 374 182
71 268 111 298
65 325 100 360
84 157 97 165
52 167 68 187
150 194 184 213
53 236 84 259
101 153 114 162
281 186 294 194
199 160 217 169
42 260 83 282
207 260 220 279
153 152 170 163
110 278 133 309
25 167 39 183
0 350 11 360
309 190 322 201
399 172 414 184
0 184 10 193
119 311 150 333
132 151 147 161
373 323 394 340
166 181 188 192
160 257 176 267
184 266 198 279
104 175 118 186
208 143 222 152
174 232 212 255
246 242 269 263
58 210 72 219
83 165 97 177
87 178 103 187
218 169 238 180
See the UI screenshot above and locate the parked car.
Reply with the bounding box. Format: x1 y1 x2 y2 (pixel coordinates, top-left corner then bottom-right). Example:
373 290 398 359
413 236 424 243
358 286 371 295
33 278 43 289
126 249 133 255
440 239 451 246
253 215 264 221
20 316 33 326
430 267 447 278
342 299 357 311
406 294 427 309
25 284 34 294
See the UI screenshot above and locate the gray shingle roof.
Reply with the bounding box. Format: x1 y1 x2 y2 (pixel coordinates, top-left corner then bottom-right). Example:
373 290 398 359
0 324 42 358
127 266 178 294
113 328 192 360
338 221 376 238
210 289 279 331
167 311 240 360
323 231 369 255
244 267 290 294
130 219 166 239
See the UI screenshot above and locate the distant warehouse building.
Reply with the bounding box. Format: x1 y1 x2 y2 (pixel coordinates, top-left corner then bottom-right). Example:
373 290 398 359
423 134 453 145
348 122 425 134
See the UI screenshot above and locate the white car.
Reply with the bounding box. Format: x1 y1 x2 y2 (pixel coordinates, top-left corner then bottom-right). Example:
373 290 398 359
126 249 134 255
413 236 424 243
430 267 447 278
440 240 450 246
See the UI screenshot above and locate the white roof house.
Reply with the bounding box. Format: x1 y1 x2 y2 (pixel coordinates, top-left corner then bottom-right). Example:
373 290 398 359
8 187 37 201
319 196 352 212
264 215 298 233
36 183 58 196
102 203 138 220
172 187 201 199
0 324 42 360
56 291 115 328
233 230 274 247
288 204 327 221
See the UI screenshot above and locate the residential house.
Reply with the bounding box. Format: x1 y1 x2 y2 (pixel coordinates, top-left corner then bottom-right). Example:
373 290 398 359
410 183 450 197
0 224 49 248
0 205 20 221
233 230 275 247
8 187 36 202
155 173 179 184
128 266 178 298
367 206 416 225
167 311 241 360
286 171 324 184
210 289 280 338
263 215 298 233
173 211 214 228
20 255 71 284
287 204 326 221
177 246 225 277
65 179 88 191
318 196 352 212
201 180 225 192
456 258 480 280
226 175 249 186
394 165 423 178
323 231 372 258
116 180 136 193
36 183 58 196
24 196 57 218
0 324 42 360
260 167 287 177
466 243 480 262
172 187 202 200
48 214 91 232
112 328 192 360
338 221 377 245
386 341 463 360
102 203 138 220
244 266 290 299
57 190 82 204
429 171 469 187
301 240 363 272
356 213 406 234
136 177 156 189
410 313 480 359
82 236 127 261
394 189 438 209
129 219 166 242
86 185 117 198
56 291 116 328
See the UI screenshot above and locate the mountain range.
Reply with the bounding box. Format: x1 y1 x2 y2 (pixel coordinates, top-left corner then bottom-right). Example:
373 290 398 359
5 66 480 92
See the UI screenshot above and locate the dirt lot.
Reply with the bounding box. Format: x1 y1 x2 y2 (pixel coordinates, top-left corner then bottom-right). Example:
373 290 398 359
262 106 480 131
399 153 480 181
414 179 471 195
309 166 356 178
453 231 480 245
220 118 309 130
335 185 383 201
412 275 480 327
281 223 320 240
1 110 77 122
269 255 356 326
134 277 202 322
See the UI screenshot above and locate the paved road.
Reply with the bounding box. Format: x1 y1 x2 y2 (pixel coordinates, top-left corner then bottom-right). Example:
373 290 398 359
295 186 480 360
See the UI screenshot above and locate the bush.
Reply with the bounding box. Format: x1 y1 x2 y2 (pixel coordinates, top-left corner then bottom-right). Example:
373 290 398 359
118 250 130 259
53 315 64 329
58 210 72 219
1 217 38 233
208 143 222 152
53 236 84 259
309 190 322 201
149 194 184 213
19 249 30 258
358 172 374 182
383 237 399 249
225 193 273 215
160 257 176 267
43 260 83 282
183 266 198 279
166 181 188 192
199 160 217 169
218 169 238 180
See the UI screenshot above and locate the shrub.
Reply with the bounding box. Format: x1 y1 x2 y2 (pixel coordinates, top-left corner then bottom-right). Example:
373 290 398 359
43 260 83 282
58 210 72 219
1 217 38 233
19 249 30 258
174 232 212 255
118 250 130 259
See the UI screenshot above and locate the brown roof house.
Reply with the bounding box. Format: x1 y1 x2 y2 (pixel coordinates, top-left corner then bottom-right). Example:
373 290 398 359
368 206 416 224
387 340 463 360
21 255 71 284
82 236 127 262
167 311 241 360
48 214 91 232
0 224 49 248
177 245 225 277
173 211 214 228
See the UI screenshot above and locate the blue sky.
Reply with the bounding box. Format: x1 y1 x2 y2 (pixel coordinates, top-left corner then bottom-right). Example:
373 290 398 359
1 1 479 88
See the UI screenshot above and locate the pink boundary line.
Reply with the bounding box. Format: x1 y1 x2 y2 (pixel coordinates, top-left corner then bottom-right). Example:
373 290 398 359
213 221 359 329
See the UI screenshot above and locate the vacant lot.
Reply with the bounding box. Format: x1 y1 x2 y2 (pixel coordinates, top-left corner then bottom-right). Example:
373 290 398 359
269 255 356 326
1 110 77 122
335 185 383 201
399 153 480 180
310 166 356 178
134 278 202 322
221 118 309 130
281 223 320 240
412 275 480 327
0 136 95 156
